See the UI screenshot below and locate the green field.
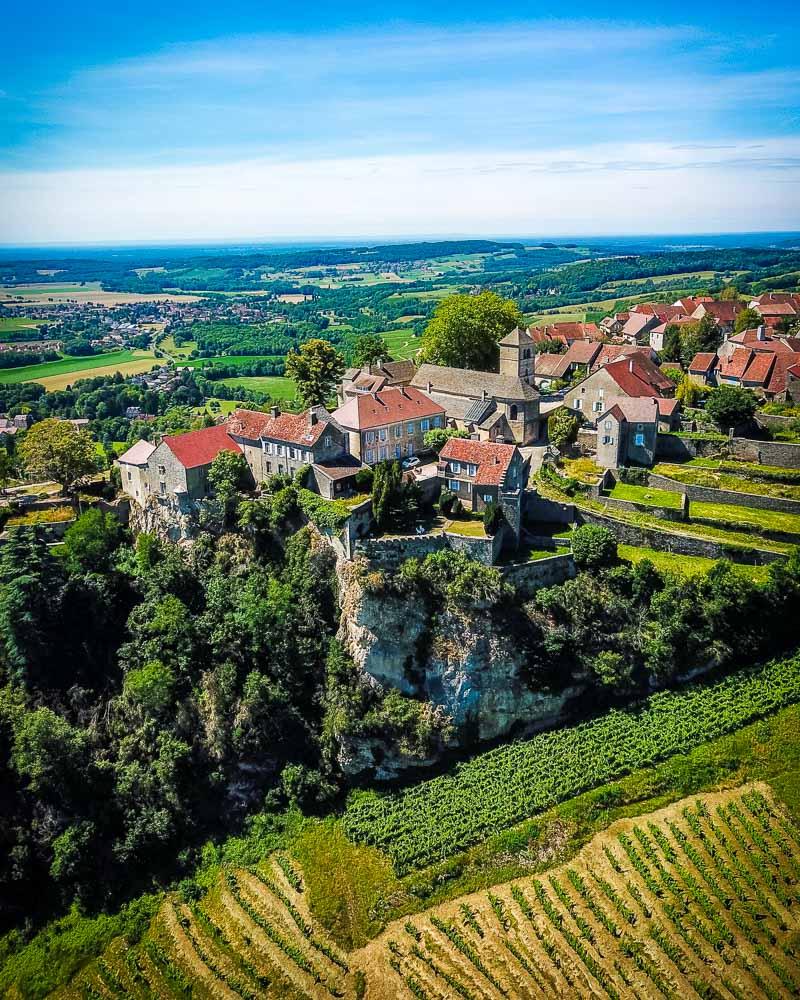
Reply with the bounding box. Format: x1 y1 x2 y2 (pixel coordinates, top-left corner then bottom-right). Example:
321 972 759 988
691 499 800 537
175 354 285 370
0 316 43 333
608 482 683 508
0 350 158 385
217 375 297 399
381 328 421 360
618 543 770 580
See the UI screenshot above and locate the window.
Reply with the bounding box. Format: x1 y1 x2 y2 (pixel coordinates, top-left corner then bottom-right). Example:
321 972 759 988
593 401 603 412
407 422 414 434
421 418 430 432
406 442 414 456
467 464 477 477
574 399 582 409
602 435 613 445
366 449 375 463
395 444 402 458
305 450 313 462
451 461 461 473
634 433 645 447
277 445 284 456
509 404 518 421
379 446 388 460
448 479 461 491
379 428 388 441
157 465 166 476
483 493 493 502
432 415 442 427
636 423 643 431
264 441 273 454
127 471 132 481
394 424 402 438
604 420 612 430
366 431 375 444
598 388 604 398
324 435 332 447
159 482 166 495
266 461 272 473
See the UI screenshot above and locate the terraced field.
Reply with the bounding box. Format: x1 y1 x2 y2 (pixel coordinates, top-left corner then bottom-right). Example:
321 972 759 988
51 784 800 999
364 784 800 999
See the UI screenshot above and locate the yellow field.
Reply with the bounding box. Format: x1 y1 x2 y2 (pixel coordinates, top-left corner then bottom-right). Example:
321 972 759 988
32 357 165 391
0 283 202 305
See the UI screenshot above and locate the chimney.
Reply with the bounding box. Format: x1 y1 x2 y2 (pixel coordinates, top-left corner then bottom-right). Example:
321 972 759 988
309 410 318 426
427 381 433 393
629 360 634 372
482 388 488 400
757 325 767 341
270 405 280 418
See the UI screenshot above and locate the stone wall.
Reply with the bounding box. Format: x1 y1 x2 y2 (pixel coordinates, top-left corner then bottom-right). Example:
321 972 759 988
578 508 785 565
353 532 448 567
755 412 795 432
655 434 727 461
730 437 800 469
647 471 800 515
503 552 576 595
591 493 688 522
524 494 576 525
444 528 504 566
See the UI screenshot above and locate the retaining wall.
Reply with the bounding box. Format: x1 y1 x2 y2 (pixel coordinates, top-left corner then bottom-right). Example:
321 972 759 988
503 552 576 595
730 437 800 469
646 471 800 515
591 492 688 522
524 495 576 525
577 508 785 565
655 434 727 461
444 528 504 566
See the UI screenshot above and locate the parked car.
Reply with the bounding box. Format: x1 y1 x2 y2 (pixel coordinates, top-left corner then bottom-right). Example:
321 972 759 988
402 456 421 470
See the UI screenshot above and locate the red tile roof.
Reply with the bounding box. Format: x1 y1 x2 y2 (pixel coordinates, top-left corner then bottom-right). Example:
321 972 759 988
741 352 775 385
562 340 603 365
766 355 794 395
693 301 745 322
440 438 518 486
603 355 674 397
689 352 717 373
756 302 798 317
718 348 753 381
228 407 333 446
590 344 652 370
332 386 445 431
163 424 242 469
657 398 680 416
528 321 602 343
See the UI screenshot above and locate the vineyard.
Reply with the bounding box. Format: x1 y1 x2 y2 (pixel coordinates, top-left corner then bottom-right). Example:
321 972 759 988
343 654 800 872
50 784 800 999
361 784 800 999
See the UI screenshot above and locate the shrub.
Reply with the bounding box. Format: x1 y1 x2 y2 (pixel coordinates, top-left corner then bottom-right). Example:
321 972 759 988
571 524 618 569
548 407 581 449
354 466 374 492
483 500 503 535
705 385 757 430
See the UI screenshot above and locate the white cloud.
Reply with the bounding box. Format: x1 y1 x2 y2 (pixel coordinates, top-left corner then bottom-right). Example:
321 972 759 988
2 139 798 244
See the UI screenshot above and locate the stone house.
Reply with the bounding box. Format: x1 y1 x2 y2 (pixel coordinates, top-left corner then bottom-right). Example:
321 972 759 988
691 300 745 333
688 352 718 386
226 406 351 488
142 424 244 506
332 386 446 465
117 440 157 504
566 355 674 426
596 397 660 469
438 438 529 513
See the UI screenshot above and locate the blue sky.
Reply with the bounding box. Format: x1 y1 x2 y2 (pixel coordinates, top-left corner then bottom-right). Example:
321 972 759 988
2 1 799 243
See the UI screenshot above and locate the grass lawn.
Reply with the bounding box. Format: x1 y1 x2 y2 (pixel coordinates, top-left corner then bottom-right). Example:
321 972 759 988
0 350 160 388
445 514 486 536
617 544 770 581
6 507 74 527
690 500 800 537
0 316 43 333
193 398 243 416
609 482 683 509
654 462 800 501
388 286 456 301
158 335 197 358
217 375 297 400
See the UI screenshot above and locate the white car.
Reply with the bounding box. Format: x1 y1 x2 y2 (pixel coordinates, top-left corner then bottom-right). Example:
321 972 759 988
402 456 421 470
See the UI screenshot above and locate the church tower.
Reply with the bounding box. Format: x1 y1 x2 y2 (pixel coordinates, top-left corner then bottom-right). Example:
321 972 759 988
498 327 535 382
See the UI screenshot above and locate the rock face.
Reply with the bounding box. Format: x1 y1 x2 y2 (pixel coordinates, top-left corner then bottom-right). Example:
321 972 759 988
128 495 199 544
336 557 581 778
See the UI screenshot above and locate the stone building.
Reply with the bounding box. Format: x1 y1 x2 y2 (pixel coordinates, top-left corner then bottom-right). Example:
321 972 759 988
410 327 542 445
565 355 674 426
332 386 446 465
338 360 417 404
438 437 529 528
596 397 659 469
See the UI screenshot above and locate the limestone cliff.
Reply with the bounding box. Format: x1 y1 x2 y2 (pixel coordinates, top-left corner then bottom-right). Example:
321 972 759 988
336 556 581 779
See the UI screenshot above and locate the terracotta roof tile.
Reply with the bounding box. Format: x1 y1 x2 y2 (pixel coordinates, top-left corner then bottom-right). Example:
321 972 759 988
163 424 242 469
689 352 717 373
440 438 519 486
333 386 445 431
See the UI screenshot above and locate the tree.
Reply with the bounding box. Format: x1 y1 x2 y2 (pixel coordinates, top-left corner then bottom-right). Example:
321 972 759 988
351 333 392 368
681 314 721 362
483 500 503 535
18 418 97 497
734 307 761 333
423 427 469 453
372 460 420 530
675 374 700 407
705 385 757 430
0 447 13 495
285 339 345 407
547 407 580 449
208 450 250 502
62 508 123 574
661 324 683 363
420 291 521 371
571 524 617 569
